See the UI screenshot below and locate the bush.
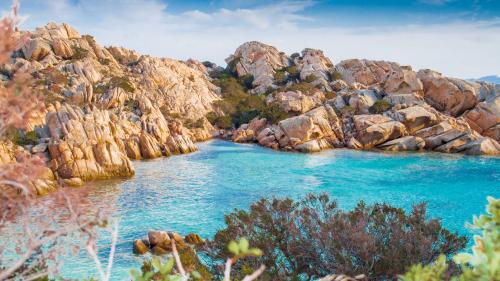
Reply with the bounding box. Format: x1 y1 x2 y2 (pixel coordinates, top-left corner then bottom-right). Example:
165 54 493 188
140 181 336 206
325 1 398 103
71 46 89 60
330 69 343 81
285 81 315 93
238 74 254 90
369 99 392 114
402 197 499 281
110 76 135 92
6 128 39 146
124 99 139 112
203 193 467 280
304 74 316 83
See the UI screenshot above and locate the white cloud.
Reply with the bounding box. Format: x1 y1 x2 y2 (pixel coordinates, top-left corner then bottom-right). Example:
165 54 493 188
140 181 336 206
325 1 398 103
4 0 500 78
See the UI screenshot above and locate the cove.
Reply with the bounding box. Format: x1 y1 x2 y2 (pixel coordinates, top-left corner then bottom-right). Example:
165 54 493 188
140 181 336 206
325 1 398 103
62 140 500 280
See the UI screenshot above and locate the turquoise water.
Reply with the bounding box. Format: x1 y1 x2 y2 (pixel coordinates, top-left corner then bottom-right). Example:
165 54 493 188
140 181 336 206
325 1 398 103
62 140 499 280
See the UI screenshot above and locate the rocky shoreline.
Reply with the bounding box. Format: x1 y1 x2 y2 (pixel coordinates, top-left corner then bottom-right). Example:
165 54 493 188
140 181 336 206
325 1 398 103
0 23 499 194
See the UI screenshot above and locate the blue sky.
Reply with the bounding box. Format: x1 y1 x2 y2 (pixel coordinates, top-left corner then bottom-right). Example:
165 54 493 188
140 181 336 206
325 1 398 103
2 0 499 78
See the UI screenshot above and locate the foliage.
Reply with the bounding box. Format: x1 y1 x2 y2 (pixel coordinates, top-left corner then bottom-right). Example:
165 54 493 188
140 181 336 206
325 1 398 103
203 193 467 281
304 74 316 83
329 69 343 81
238 74 254 90
401 196 500 281
369 99 392 114
183 118 206 129
340 105 356 117
124 99 139 112
71 46 89 60
7 128 39 146
210 76 287 128
285 81 315 93
93 76 135 95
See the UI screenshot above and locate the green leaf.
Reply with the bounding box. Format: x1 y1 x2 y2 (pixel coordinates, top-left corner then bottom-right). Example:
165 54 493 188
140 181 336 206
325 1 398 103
239 238 249 253
130 269 141 280
228 240 240 255
453 253 473 265
191 271 202 279
161 257 175 275
144 271 155 280
248 248 263 256
152 256 161 271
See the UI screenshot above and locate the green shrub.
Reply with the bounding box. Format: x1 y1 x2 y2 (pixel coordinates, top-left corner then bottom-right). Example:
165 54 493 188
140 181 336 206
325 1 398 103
213 115 233 129
286 65 300 80
110 76 135 92
340 105 356 117
290 52 301 59
203 193 467 280
261 103 289 124
238 74 254 90
369 99 392 114
71 46 89 60
184 118 205 129
330 69 343 81
273 70 287 85
304 74 317 83
285 81 315 93
401 197 500 281
6 128 39 146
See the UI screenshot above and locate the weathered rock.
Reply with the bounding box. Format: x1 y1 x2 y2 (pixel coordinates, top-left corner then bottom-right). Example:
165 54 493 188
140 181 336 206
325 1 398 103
295 48 333 90
461 137 500 155
417 69 479 116
336 59 423 95
464 95 500 140
148 231 169 247
392 105 438 134
51 38 74 59
378 136 425 151
226 41 290 94
185 233 204 245
22 38 51 61
97 87 126 109
133 239 149 255
348 90 379 114
63 177 84 187
353 115 407 149
268 90 323 113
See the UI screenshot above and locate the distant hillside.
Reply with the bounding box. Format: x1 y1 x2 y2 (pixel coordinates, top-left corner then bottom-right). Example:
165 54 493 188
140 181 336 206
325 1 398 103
475 75 500 84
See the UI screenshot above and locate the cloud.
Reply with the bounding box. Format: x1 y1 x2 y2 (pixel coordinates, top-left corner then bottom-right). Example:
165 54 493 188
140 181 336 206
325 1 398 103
3 0 499 78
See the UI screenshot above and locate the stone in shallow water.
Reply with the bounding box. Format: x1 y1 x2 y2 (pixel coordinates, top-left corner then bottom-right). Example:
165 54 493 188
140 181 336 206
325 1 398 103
133 239 149 255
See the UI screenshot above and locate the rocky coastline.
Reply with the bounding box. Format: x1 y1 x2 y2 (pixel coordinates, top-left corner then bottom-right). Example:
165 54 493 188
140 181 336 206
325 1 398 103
1 23 499 194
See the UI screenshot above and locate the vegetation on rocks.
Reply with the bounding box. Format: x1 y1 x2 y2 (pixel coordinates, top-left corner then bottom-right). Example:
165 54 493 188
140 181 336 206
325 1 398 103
369 99 392 114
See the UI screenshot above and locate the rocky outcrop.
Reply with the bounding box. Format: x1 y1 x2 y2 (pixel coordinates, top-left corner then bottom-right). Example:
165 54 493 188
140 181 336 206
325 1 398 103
226 41 290 94
352 115 408 149
267 90 324 114
464 95 500 140
377 136 425 151
336 59 423 96
417 69 479 116
134 230 205 256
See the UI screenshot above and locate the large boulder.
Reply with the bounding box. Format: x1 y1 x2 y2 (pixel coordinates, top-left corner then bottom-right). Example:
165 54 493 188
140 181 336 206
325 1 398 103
417 69 479 116
392 105 438 134
353 115 408 149
377 136 425 151
336 59 423 95
268 90 323 113
226 41 290 94
464 95 500 140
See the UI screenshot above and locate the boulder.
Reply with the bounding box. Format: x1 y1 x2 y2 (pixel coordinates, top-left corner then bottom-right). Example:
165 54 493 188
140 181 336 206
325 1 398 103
377 136 425 151
51 38 74 59
348 89 379 114
417 69 479 116
464 95 500 140
148 231 169 247
63 177 84 187
185 233 204 245
353 115 407 149
133 239 149 255
461 137 500 155
226 41 290 94
393 106 438 134
269 90 323 113
22 38 51 61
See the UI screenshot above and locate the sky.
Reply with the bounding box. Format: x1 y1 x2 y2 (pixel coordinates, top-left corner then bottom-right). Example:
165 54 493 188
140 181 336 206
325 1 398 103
1 0 499 79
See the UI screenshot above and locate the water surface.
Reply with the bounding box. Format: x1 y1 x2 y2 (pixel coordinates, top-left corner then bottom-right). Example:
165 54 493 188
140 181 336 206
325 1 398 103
63 140 500 280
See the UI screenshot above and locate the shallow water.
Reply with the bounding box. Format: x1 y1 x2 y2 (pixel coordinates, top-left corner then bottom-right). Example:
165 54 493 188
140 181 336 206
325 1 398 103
61 140 499 280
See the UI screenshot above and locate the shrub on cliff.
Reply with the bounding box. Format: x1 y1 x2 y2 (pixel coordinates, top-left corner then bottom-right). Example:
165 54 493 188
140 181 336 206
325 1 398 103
203 193 467 281
369 99 392 114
